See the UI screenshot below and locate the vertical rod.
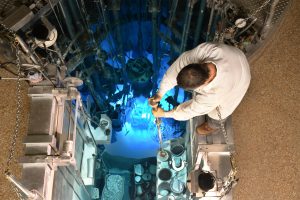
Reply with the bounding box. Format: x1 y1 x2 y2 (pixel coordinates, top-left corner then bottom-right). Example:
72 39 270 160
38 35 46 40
180 0 195 52
67 0 82 30
137 0 143 56
150 0 159 91
112 9 126 68
58 1 75 39
194 0 206 46
168 0 178 60
168 0 178 26
72 95 80 159
206 1 215 41
156 117 163 151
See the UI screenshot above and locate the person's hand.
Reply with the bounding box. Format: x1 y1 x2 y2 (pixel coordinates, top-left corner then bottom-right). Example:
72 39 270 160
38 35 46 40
148 93 162 109
152 107 165 118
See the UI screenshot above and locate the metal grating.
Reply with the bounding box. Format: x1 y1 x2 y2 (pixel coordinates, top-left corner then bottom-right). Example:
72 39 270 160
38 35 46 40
232 0 290 27
271 0 290 24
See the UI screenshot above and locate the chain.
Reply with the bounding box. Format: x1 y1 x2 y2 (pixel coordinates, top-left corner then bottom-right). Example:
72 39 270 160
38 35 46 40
1 23 25 200
215 106 239 198
1 22 22 175
216 106 229 144
213 0 272 192
218 0 272 42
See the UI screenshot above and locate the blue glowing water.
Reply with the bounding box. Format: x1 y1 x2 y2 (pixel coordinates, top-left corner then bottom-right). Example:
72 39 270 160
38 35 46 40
86 21 188 158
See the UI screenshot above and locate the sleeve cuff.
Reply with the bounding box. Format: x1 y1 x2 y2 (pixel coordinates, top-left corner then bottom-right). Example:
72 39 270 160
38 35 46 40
163 110 174 118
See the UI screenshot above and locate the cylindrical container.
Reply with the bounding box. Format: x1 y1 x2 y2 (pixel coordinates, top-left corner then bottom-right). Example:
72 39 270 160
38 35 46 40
135 176 142 184
62 140 73 156
149 164 157 175
198 171 216 192
173 157 182 168
158 182 171 196
171 144 185 157
136 185 143 196
142 173 152 181
157 150 169 162
134 164 144 176
170 178 185 195
158 168 172 181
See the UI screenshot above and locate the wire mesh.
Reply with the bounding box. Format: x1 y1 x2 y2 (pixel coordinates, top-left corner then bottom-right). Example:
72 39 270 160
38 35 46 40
232 0 290 26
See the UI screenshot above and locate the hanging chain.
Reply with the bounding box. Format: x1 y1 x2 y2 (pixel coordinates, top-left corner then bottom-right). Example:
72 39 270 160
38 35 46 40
216 106 239 198
216 106 229 144
1 22 22 175
1 23 25 200
218 0 272 42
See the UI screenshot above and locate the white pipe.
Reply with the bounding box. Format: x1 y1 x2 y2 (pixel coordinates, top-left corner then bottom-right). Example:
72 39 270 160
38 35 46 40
72 94 80 160
6 173 39 199
15 35 39 64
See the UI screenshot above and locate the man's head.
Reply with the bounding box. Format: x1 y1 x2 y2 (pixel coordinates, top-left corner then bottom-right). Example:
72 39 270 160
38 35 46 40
176 63 210 90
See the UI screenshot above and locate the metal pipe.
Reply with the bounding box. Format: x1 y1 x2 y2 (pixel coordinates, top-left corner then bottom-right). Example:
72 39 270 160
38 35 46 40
137 0 143 55
168 0 178 26
190 119 195 168
149 99 163 150
15 35 39 64
6 173 38 199
180 0 196 52
157 30 180 54
98 0 122 68
0 77 29 81
76 0 97 46
62 30 83 59
58 1 75 39
150 0 159 91
67 0 82 30
112 9 126 68
211 11 221 40
206 1 215 41
85 118 98 147
72 95 80 159
194 0 206 46
156 117 163 150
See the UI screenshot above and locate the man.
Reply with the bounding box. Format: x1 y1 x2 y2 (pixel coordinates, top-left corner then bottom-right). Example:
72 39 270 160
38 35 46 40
149 42 251 135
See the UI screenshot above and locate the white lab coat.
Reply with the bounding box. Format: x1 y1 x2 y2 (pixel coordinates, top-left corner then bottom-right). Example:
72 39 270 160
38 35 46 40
158 42 251 120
